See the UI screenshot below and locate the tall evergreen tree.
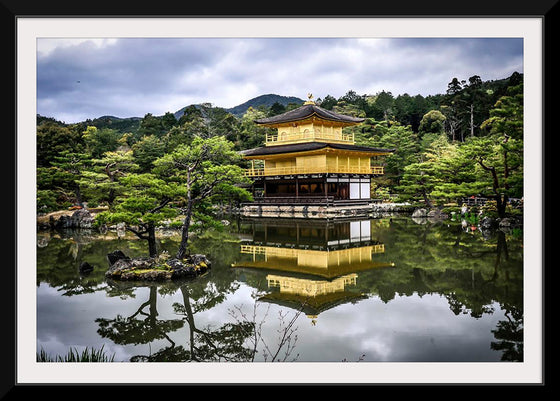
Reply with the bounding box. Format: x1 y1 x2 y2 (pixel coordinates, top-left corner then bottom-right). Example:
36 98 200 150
152 136 251 259
79 150 139 206
95 173 186 257
49 151 92 207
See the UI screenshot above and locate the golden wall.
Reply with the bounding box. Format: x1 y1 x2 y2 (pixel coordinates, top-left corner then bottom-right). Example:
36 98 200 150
267 122 349 146
259 153 374 175
296 154 326 169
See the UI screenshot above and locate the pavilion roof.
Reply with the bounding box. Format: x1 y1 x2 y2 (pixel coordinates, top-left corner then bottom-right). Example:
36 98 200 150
254 103 365 126
240 141 394 157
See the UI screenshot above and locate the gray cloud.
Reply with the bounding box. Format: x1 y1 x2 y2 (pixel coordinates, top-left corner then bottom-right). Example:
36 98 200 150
36 37 523 123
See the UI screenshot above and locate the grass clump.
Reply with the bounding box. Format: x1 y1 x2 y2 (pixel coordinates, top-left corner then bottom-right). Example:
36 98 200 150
37 345 115 362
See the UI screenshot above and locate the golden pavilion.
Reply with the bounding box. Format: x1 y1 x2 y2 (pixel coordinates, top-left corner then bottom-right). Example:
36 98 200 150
241 95 394 208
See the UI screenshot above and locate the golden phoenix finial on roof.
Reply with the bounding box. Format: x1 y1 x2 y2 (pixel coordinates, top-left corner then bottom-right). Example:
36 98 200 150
304 93 315 105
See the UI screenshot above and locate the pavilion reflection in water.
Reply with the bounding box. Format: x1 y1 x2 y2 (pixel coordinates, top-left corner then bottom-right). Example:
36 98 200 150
232 218 395 323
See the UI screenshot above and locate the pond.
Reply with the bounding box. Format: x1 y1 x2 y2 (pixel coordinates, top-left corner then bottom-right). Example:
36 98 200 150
35 216 523 364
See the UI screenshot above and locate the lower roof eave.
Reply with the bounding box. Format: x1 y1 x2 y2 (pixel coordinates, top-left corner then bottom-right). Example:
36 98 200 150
240 142 395 158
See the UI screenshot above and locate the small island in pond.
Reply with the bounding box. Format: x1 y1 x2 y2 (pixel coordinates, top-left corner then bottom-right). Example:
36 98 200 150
104 250 211 281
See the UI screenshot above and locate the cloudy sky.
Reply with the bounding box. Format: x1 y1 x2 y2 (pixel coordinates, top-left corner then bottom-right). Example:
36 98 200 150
36 37 523 124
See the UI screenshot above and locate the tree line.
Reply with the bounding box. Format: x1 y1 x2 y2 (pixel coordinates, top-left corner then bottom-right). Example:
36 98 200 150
36 72 524 257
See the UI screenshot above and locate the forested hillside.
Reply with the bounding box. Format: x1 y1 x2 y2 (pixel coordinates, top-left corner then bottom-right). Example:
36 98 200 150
224 94 305 117
36 72 524 220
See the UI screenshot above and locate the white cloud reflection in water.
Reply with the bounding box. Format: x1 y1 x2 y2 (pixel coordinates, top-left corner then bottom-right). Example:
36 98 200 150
36 282 506 363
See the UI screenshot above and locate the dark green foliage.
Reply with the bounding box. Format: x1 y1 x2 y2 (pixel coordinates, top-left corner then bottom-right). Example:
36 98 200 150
132 135 167 172
37 122 85 167
317 94 337 110
83 116 142 136
37 189 64 213
161 112 178 132
393 94 426 132
137 113 167 138
37 114 65 126
176 104 204 123
82 126 121 158
480 83 523 140
371 91 395 121
419 109 446 136
268 101 286 116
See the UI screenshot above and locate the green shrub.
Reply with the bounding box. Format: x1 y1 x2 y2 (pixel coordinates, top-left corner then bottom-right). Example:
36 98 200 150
37 190 60 213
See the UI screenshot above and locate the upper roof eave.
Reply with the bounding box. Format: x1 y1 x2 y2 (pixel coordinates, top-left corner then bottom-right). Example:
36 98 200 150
254 103 365 126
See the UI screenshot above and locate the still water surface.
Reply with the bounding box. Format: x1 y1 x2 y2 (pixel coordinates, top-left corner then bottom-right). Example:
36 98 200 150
36 216 523 362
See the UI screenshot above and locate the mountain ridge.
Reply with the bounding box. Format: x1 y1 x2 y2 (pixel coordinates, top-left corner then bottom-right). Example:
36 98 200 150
172 93 305 119
224 93 305 117
37 93 305 128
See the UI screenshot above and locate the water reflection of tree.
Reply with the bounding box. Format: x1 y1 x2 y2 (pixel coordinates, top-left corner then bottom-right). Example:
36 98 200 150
172 285 255 362
95 277 302 362
370 220 522 304
36 229 154 295
96 257 258 362
95 285 186 361
491 308 523 361
36 230 112 295
296 218 524 361
227 295 302 362
37 229 240 298
377 221 524 361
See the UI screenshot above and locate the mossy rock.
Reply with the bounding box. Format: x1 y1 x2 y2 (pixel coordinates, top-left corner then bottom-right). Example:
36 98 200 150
105 251 211 281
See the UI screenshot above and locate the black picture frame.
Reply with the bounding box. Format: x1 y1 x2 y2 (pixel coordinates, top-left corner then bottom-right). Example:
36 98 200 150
5 0 555 394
